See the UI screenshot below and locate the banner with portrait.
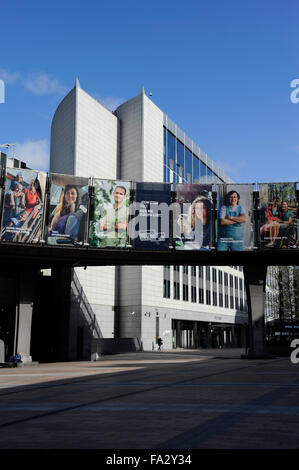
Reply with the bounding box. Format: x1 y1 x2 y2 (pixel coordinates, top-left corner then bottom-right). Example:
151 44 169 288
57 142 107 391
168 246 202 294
0 168 47 243
90 179 131 248
259 183 298 250
216 184 253 251
47 174 89 246
173 184 213 250
132 182 171 250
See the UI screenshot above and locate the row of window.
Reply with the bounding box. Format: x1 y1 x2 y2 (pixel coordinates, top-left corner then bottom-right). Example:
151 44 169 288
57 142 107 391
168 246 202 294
163 128 223 184
163 266 247 311
265 291 279 318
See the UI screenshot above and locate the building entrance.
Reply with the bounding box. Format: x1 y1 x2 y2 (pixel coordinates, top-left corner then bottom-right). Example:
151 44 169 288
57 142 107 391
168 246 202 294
172 319 243 349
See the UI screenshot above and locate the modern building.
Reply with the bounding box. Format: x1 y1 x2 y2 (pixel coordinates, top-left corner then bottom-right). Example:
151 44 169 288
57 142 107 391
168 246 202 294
48 79 249 359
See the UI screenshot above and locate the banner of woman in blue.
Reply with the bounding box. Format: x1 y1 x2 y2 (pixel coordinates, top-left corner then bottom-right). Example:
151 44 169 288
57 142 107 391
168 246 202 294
217 184 253 251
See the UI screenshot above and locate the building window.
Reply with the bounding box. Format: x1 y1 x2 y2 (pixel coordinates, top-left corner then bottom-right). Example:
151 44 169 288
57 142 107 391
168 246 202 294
229 275 234 309
193 155 199 183
191 286 196 303
183 284 189 301
174 282 180 300
212 268 217 306
199 160 206 183
185 148 192 183
218 270 223 306
163 266 170 299
173 265 180 300
177 140 185 181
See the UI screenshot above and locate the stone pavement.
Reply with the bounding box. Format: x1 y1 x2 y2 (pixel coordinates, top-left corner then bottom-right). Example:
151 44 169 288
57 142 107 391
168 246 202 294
0 348 298 449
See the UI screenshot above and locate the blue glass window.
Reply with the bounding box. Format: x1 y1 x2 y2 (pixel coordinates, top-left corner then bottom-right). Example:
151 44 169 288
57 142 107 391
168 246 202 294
185 148 192 183
163 127 167 166
199 161 206 183
176 140 185 180
193 156 199 184
167 131 175 168
207 167 213 183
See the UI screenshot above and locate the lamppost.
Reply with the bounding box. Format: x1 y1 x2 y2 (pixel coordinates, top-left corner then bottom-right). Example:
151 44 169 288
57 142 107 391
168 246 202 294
0 143 15 158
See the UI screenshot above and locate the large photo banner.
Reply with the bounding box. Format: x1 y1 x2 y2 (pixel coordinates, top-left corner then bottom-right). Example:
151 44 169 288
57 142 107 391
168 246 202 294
216 184 253 251
132 182 171 250
259 182 298 249
0 168 47 243
90 179 131 248
47 174 89 246
173 184 213 250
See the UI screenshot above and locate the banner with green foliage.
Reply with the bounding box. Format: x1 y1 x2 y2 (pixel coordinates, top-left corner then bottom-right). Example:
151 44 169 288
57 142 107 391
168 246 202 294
90 179 131 248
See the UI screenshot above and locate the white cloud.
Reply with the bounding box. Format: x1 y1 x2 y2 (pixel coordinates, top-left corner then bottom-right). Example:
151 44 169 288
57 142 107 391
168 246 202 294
215 159 246 179
0 69 20 84
14 139 49 172
24 73 67 96
92 93 124 111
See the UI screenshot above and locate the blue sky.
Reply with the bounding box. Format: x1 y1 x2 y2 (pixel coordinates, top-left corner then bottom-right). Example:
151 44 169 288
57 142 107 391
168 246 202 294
0 0 298 182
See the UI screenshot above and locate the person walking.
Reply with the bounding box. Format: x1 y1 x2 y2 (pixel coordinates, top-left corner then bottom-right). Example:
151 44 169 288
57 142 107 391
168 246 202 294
157 336 163 351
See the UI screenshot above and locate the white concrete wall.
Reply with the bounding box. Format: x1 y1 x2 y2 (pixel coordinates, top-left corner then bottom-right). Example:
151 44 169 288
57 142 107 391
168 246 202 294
116 93 143 181
143 94 164 182
75 87 118 179
50 88 76 175
50 83 119 339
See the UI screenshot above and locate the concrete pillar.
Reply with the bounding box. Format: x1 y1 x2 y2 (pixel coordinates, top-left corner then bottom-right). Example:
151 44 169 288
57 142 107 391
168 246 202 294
242 264 269 358
0 339 4 363
193 321 198 348
176 320 181 348
16 269 34 363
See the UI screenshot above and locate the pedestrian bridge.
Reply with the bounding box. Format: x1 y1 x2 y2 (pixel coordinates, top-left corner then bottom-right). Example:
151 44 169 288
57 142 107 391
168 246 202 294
0 240 298 269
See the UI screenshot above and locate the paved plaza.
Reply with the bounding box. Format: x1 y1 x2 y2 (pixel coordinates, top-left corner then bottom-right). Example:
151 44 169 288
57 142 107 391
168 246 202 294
0 348 298 449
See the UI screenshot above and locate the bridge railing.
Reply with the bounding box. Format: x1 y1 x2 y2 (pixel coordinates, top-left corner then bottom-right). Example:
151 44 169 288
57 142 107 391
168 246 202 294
70 268 102 340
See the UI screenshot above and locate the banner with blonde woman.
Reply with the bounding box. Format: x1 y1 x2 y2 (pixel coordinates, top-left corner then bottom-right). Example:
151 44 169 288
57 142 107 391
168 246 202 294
0 168 47 243
173 184 213 250
90 179 131 248
47 174 89 246
259 183 298 249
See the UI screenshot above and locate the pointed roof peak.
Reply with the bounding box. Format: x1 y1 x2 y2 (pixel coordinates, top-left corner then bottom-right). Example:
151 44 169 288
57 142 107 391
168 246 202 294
75 77 80 88
139 86 145 95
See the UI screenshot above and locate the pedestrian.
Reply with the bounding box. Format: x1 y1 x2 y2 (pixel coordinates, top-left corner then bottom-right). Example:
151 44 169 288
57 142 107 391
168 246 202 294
157 336 163 351
13 352 22 367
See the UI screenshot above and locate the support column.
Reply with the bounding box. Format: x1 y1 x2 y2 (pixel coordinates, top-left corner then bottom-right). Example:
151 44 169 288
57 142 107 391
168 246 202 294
16 269 35 364
242 264 272 358
193 321 198 348
176 320 181 348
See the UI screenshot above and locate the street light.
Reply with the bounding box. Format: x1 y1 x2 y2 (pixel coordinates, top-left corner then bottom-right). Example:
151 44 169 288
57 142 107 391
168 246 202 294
0 143 15 158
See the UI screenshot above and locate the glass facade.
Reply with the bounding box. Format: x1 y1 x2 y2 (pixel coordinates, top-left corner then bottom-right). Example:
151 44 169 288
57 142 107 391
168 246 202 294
163 128 224 185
